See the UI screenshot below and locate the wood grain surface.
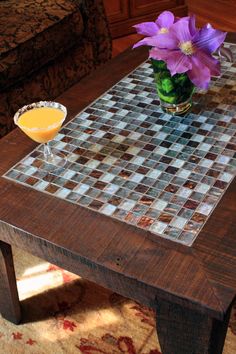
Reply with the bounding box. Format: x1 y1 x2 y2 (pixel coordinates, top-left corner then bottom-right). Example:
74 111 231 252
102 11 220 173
0 37 235 354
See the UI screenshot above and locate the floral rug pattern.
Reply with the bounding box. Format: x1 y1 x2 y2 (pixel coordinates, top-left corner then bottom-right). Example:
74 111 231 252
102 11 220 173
0 247 235 353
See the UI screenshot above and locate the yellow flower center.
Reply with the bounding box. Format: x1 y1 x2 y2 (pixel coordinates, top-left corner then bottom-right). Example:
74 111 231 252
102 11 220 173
179 41 195 55
158 27 169 34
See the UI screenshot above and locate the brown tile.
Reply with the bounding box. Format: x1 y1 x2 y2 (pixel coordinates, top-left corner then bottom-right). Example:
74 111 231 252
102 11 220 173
84 151 96 159
74 148 86 155
183 180 197 190
119 170 132 179
122 153 133 161
118 144 128 152
76 156 89 165
191 212 207 223
137 216 154 228
61 136 73 143
226 143 236 151
165 166 178 174
94 153 105 161
84 128 95 135
206 169 220 178
45 184 60 194
136 166 149 175
140 195 154 205
120 130 130 137
145 129 156 137
217 121 227 127
89 199 103 210
144 143 155 151
205 153 217 160
165 184 179 193
31 151 41 158
188 156 200 164
90 170 103 179
141 121 151 128
214 180 227 189
108 196 122 206
64 180 77 190
104 133 115 140
184 200 199 210
197 129 208 136
93 181 107 190
160 156 172 164
184 222 199 233
43 174 56 183
32 159 43 168
134 184 149 193
125 212 139 224
26 177 38 186
158 213 173 223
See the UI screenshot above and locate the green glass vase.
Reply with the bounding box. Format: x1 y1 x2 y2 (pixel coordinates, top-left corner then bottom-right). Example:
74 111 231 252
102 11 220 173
151 59 195 115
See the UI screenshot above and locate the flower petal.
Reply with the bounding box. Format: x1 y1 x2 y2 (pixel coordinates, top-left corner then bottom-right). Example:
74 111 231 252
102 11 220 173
194 24 226 53
147 33 178 49
132 37 153 49
194 50 221 76
187 55 211 89
189 15 197 36
133 22 159 37
149 48 171 61
170 17 193 42
165 51 192 75
156 11 175 28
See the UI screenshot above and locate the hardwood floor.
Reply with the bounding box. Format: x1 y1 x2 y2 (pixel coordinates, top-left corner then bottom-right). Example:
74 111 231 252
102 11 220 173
112 1 236 57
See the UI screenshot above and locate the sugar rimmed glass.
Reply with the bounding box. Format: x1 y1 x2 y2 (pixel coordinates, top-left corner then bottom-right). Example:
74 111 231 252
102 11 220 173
14 101 67 171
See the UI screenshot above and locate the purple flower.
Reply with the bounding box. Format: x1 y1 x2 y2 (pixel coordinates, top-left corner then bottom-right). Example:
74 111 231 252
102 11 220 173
133 11 175 48
148 16 226 89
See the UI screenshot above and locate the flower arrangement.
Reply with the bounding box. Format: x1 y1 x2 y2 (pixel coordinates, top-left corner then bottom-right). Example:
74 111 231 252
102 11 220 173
133 11 226 89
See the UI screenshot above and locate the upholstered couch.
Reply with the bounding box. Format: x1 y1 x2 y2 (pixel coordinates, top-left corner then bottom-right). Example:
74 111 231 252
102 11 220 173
0 0 112 137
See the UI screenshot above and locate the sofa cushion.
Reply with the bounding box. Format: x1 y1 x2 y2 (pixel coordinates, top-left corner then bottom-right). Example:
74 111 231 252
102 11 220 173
0 0 84 89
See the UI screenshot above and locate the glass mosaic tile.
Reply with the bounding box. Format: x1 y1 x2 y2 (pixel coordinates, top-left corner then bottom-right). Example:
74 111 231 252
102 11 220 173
4 43 236 246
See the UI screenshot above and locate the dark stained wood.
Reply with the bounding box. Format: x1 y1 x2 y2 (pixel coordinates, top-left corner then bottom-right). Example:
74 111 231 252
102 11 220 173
109 6 188 38
0 35 235 353
104 0 188 38
187 0 236 32
130 0 179 17
0 241 21 324
156 298 232 354
103 0 129 24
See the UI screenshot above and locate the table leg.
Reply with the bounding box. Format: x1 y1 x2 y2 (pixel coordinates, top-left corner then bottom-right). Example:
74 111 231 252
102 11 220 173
0 241 21 324
156 298 231 354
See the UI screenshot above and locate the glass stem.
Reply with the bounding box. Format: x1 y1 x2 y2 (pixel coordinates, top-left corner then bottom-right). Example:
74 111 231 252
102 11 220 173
43 142 53 162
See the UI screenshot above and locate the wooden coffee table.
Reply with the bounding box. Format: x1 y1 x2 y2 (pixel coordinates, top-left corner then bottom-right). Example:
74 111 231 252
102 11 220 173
0 42 235 354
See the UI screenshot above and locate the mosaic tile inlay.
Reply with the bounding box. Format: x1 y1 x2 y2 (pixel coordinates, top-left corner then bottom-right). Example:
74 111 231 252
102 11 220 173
4 43 236 246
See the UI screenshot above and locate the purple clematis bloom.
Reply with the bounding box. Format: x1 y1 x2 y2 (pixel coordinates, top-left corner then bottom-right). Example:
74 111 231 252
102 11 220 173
148 16 226 89
133 11 175 48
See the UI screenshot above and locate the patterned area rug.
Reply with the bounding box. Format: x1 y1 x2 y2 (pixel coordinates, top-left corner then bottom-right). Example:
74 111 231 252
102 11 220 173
0 247 235 353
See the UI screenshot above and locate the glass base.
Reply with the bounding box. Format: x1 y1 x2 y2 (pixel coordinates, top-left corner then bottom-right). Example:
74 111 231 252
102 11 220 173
43 146 67 172
160 98 192 115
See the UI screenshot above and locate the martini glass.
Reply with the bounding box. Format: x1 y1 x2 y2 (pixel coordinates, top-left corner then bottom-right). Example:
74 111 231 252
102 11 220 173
14 101 67 171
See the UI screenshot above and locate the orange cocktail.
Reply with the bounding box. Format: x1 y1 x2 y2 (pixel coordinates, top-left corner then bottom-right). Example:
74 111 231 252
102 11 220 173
17 106 65 143
14 101 67 169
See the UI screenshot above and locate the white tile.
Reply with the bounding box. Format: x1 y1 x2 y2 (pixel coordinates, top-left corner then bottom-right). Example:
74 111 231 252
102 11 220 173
150 221 167 234
171 217 187 229
119 200 136 211
152 200 168 211
100 204 116 216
